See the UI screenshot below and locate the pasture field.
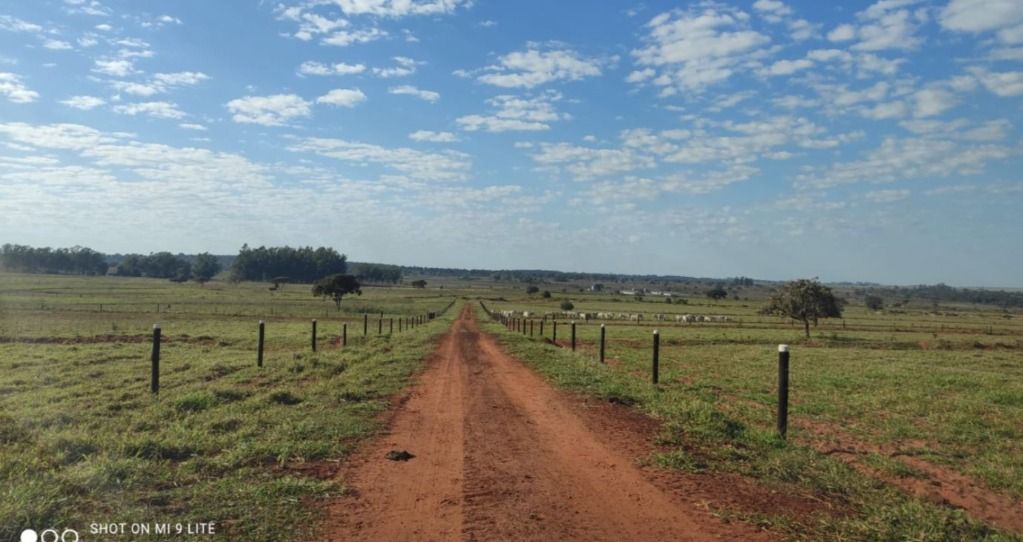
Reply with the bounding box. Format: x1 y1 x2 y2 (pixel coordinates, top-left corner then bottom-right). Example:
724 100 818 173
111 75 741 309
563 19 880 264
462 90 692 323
481 291 1023 540
0 272 459 541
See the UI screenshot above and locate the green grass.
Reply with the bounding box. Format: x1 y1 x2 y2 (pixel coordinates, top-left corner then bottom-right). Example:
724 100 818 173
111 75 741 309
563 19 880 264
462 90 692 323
479 295 1023 541
0 272 459 541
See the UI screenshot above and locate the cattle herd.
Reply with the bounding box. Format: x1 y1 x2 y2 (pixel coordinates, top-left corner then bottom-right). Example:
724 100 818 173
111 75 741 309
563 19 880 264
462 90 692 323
497 310 733 323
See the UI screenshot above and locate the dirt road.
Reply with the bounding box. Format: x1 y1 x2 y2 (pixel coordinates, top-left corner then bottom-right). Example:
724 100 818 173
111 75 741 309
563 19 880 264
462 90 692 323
321 305 775 541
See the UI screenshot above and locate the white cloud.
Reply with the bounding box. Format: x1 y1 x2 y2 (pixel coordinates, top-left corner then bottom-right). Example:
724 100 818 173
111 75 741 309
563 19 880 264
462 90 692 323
0 122 122 150
752 0 792 23
111 101 186 119
631 5 771 93
43 39 73 50
913 87 959 117
322 27 386 47
0 14 43 33
456 91 567 132
827 23 857 42
178 123 207 131
330 0 471 17
104 71 209 97
532 143 655 180
289 137 470 182
372 56 420 78
764 58 813 76
409 130 458 142
389 85 439 102
0 72 39 103
316 88 367 107
298 61 366 76
64 0 111 17
969 68 1023 97
850 0 927 51
109 80 161 96
865 189 910 203
60 95 105 110
477 45 603 88
940 0 1023 41
797 137 1013 189
153 71 209 86
92 59 134 77
226 94 311 126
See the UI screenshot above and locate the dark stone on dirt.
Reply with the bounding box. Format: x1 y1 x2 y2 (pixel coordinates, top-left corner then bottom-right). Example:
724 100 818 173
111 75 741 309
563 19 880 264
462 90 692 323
385 450 415 461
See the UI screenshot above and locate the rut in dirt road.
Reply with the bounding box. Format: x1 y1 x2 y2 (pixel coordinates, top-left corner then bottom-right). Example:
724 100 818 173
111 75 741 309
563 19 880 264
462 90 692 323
321 305 774 541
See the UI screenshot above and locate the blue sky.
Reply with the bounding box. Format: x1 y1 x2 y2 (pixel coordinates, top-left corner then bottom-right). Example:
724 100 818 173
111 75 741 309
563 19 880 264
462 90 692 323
0 0 1021 287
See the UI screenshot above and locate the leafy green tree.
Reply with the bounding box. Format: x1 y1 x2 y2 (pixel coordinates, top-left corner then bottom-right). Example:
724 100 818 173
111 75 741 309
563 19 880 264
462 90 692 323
526 285 540 295
706 285 728 300
865 295 884 311
560 300 574 311
410 279 427 288
760 278 843 338
312 274 362 310
192 252 222 284
542 290 551 298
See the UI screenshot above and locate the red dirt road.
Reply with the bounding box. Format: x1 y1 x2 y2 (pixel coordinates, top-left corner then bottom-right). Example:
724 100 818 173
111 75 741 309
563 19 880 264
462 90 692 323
321 305 775 541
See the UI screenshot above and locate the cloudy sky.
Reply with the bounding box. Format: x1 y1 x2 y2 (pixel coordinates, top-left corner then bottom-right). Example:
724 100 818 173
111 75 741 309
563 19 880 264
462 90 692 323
1 0 1021 286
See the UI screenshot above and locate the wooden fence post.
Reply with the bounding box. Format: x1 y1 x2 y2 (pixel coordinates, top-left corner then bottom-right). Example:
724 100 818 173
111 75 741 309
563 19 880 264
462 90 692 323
311 319 317 352
151 324 160 394
652 329 660 385
778 345 790 439
599 324 605 364
257 320 264 367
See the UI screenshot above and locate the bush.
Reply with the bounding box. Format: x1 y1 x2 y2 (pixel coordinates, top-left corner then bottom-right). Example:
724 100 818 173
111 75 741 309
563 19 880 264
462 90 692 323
560 300 574 311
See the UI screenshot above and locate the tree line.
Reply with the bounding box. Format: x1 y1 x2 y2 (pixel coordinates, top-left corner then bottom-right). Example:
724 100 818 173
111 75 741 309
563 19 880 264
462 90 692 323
0 244 107 275
853 283 1023 309
229 244 348 283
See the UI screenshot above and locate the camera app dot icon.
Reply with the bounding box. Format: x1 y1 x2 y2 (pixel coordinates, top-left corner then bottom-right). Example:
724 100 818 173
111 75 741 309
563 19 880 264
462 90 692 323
21 529 39 542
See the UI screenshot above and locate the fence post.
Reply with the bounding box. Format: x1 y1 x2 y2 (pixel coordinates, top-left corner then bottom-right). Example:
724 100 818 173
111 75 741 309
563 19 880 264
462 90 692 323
311 319 317 352
390 318 394 334
257 320 264 367
778 344 790 439
151 324 160 394
399 318 403 332
553 321 558 343
342 323 347 347
364 314 368 336
652 329 659 385
571 321 577 351
540 320 544 336
530 320 534 337
600 324 605 364
378 318 382 335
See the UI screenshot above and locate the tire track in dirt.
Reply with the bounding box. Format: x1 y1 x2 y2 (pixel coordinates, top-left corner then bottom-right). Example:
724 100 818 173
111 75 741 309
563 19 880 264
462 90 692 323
319 305 777 541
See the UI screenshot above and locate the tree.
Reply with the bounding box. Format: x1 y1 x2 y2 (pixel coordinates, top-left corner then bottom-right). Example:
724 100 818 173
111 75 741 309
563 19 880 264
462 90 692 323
526 285 540 295
706 285 728 300
410 279 427 289
192 252 222 284
542 290 551 298
865 295 884 311
760 278 843 338
312 274 362 310
560 300 574 311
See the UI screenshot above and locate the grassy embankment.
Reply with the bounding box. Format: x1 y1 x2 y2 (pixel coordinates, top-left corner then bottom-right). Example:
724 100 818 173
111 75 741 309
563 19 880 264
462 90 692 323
480 292 1023 541
0 272 458 541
